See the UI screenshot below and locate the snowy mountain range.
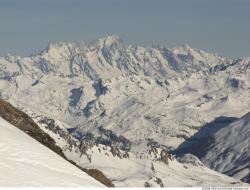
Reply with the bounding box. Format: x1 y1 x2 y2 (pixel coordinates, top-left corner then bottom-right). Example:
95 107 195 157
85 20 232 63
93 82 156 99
0 35 250 187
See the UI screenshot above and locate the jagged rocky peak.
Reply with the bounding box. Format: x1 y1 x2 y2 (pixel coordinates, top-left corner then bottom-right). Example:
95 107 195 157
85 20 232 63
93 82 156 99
41 41 72 56
97 35 123 48
41 35 123 55
1 35 245 87
171 44 193 55
161 44 226 72
2 53 22 64
4 35 231 81
171 44 217 58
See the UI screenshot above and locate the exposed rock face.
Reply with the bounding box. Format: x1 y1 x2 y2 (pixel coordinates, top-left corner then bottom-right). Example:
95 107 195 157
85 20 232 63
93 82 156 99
83 169 114 187
144 176 164 187
110 146 130 158
0 99 113 187
144 182 151 187
146 147 174 165
155 177 164 187
160 149 170 165
0 99 64 158
38 116 79 149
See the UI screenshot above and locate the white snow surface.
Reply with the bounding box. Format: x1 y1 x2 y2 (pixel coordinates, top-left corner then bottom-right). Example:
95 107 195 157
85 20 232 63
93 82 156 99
63 144 247 187
0 117 104 187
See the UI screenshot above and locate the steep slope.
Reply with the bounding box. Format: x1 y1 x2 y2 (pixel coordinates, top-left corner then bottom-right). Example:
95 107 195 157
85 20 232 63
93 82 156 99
0 99 64 157
0 116 104 187
178 112 250 183
0 99 113 187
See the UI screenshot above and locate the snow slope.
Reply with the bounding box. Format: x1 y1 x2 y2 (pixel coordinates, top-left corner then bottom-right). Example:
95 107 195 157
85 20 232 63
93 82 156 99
63 144 247 187
180 112 250 183
0 117 104 187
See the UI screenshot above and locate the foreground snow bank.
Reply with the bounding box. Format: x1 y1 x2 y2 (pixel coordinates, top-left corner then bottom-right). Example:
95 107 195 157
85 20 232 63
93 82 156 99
0 117 103 187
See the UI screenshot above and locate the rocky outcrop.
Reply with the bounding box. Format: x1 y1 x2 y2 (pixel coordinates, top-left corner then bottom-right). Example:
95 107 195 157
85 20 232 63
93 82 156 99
83 169 114 187
110 146 130 159
0 99 64 158
0 99 113 187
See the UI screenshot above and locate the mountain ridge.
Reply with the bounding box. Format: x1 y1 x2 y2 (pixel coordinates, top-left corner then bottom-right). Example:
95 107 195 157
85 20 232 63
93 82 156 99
177 111 250 183
0 35 250 186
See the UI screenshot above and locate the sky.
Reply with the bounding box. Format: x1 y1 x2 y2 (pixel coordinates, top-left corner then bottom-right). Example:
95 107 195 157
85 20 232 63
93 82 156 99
0 0 249 58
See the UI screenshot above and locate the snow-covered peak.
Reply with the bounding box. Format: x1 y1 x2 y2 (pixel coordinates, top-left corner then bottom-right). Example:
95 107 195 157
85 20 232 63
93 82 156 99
97 35 123 47
40 42 73 61
44 41 72 52
171 44 222 63
0 35 232 81
41 35 123 56
171 44 193 56
172 44 217 57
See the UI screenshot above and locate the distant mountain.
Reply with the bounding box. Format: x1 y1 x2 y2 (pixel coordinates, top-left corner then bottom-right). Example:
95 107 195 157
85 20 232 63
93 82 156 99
0 35 250 186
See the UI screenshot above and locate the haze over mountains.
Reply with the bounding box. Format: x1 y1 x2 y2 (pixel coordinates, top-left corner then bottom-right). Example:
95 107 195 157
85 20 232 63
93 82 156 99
0 35 249 187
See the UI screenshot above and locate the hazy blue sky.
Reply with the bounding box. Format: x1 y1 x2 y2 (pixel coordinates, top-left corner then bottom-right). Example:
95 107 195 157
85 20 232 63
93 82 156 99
0 0 249 57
